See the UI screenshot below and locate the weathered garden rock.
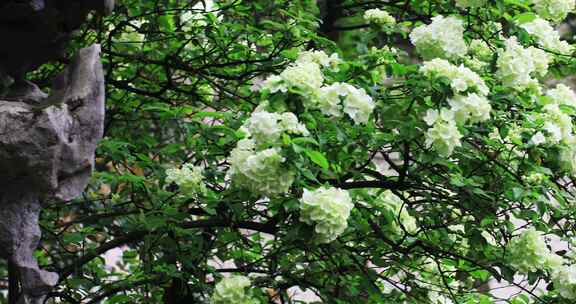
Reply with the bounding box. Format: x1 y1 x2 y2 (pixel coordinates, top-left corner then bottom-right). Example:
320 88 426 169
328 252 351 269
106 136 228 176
0 44 105 304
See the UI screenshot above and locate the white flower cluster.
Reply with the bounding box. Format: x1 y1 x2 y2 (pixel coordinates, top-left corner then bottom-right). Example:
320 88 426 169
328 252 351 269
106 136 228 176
497 37 550 90
560 144 576 174
211 275 259 304
456 0 487 8
229 140 294 197
466 40 492 71
263 60 324 94
374 190 418 236
551 265 576 299
262 50 375 125
448 93 492 124
364 8 396 26
547 83 576 107
410 16 468 60
540 103 573 143
295 50 342 71
469 39 492 61
424 109 463 157
520 18 573 54
317 83 376 124
165 163 207 196
240 111 309 145
530 0 575 22
420 58 489 95
229 109 309 196
530 84 576 146
420 59 492 156
507 228 563 273
300 187 354 243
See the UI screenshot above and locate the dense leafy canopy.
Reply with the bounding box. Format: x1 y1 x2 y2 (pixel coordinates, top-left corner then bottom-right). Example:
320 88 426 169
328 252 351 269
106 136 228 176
9 0 576 303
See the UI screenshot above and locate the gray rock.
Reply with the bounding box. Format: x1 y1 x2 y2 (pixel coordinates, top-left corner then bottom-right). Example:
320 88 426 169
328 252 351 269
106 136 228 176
0 44 105 304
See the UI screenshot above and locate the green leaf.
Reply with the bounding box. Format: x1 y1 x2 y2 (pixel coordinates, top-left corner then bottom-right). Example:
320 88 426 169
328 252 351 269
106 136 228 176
304 149 329 169
513 12 537 24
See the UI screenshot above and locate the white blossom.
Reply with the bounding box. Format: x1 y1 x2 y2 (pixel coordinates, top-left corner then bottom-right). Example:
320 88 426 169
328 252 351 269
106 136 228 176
560 143 576 174
315 83 375 124
520 18 573 54
530 131 547 145
262 61 324 94
424 109 463 157
296 50 342 71
448 93 492 124
316 83 347 117
261 75 287 93
546 83 576 107
507 228 563 273
410 15 468 60
240 110 309 145
469 39 493 61
228 141 295 196
530 0 575 22
541 103 574 143
551 265 576 299
420 58 489 95
364 8 396 25
300 187 354 243
165 163 206 196
496 37 550 90
341 84 375 124
374 190 418 235
212 276 258 304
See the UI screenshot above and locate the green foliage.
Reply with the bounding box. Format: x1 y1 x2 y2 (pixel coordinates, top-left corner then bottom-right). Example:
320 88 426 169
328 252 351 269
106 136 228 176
21 0 576 303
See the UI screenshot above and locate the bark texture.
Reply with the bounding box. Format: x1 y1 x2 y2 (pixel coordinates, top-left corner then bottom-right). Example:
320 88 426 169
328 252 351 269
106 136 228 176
0 44 105 304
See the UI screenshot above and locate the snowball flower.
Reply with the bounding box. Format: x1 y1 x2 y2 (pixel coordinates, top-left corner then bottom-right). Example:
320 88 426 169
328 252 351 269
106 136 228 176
448 93 492 124
469 39 493 61
520 18 573 54
364 8 396 25
424 109 463 157
278 112 311 136
296 50 342 71
240 110 309 145
375 190 418 235
560 144 576 174
165 163 206 196
261 75 286 93
456 0 487 8
314 83 375 124
530 0 575 22
530 131 547 145
228 141 294 196
507 228 561 273
316 83 347 117
551 265 576 299
211 275 258 304
420 58 489 95
546 83 576 107
240 111 284 144
497 37 550 90
342 84 375 124
262 61 324 93
300 187 354 243
410 15 468 60
541 103 574 143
